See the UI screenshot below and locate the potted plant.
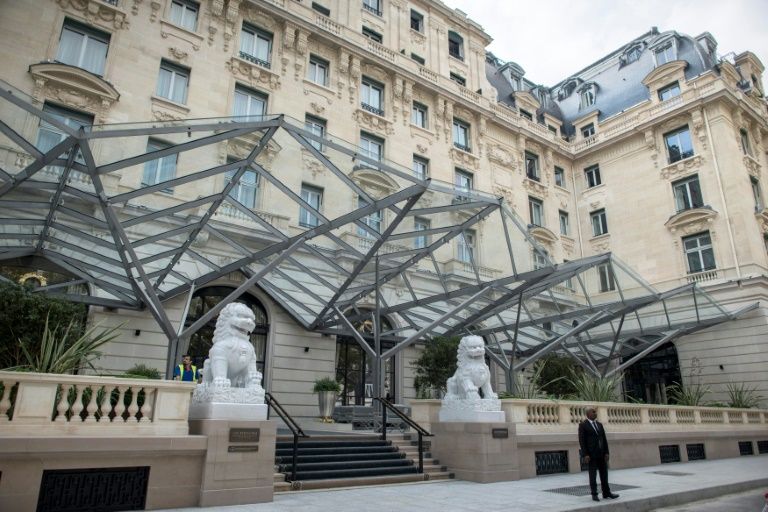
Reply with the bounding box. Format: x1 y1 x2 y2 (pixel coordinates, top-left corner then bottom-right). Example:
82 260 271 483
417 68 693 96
313 377 341 422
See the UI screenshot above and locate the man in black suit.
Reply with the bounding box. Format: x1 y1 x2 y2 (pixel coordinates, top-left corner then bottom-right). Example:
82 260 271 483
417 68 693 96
578 407 620 502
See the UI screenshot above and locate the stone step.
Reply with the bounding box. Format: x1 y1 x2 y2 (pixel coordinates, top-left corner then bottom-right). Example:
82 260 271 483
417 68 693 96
275 472 427 492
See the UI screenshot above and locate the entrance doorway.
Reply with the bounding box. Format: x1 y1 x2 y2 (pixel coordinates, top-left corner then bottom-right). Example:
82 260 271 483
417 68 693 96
335 313 395 405
623 341 681 404
184 286 269 372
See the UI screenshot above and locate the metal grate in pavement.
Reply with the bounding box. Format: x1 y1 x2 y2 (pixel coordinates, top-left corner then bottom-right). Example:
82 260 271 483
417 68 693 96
544 483 639 496
649 470 693 476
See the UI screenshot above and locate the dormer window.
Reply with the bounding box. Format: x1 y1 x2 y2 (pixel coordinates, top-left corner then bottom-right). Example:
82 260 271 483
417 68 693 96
581 123 595 138
579 83 596 109
448 31 464 61
625 45 643 64
654 43 676 66
658 81 681 101
557 78 579 100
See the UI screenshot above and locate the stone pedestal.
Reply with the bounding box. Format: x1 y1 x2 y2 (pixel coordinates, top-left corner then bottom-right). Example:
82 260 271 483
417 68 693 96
431 422 520 483
438 409 506 422
188 419 276 507
189 402 268 421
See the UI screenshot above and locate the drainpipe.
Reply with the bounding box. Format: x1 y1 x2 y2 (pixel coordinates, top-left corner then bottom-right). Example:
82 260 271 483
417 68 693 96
701 103 741 278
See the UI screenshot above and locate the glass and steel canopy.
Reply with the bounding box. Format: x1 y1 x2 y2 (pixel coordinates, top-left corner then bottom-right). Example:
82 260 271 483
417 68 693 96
0 80 755 383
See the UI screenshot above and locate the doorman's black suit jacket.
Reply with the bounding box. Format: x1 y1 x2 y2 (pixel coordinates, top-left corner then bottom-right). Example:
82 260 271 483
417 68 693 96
578 419 609 458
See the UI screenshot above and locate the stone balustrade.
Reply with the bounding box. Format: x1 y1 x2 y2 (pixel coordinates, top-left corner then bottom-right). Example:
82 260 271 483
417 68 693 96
0 371 195 436
410 398 768 433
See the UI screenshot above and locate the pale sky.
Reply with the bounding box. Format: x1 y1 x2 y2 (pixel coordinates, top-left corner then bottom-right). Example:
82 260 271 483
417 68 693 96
441 0 768 87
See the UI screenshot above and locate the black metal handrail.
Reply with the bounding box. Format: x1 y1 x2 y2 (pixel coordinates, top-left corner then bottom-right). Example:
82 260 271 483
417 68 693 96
265 392 309 482
373 397 432 473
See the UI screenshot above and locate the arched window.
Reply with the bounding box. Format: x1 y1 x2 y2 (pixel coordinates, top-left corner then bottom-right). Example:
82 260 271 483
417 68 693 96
184 286 269 372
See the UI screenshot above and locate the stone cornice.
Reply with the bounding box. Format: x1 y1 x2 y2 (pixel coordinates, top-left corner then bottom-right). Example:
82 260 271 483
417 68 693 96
664 206 718 235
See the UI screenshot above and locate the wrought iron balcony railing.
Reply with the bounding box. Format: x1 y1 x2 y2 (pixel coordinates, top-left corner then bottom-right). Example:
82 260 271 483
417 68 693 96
239 51 271 69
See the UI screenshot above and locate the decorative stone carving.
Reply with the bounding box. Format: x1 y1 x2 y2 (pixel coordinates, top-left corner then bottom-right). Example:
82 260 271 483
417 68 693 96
160 21 203 51
190 303 267 419
439 336 504 422
665 206 718 235
744 155 762 178
416 144 428 154
522 177 548 197
353 108 394 135
660 154 704 180
449 147 479 170
168 46 188 61
302 150 325 179
529 226 558 249
226 57 281 90
488 144 515 169
590 236 610 253
149 0 161 22
56 0 129 30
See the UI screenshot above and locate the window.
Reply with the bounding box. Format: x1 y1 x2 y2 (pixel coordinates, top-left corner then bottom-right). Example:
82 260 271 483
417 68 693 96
448 31 464 60
597 264 615 292
625 46 642 64
585 165 601 188
308 55 329 86
559 210 569 236
225 159 259 209
740 129 753 156
357 196 382 238
581 123 595 138
455 168 473 199
412 102 428 128
362 27 383 43
157 60 189 104
299 184 323 227
414 217 429 249
525 151 540 181
361 77 384 115
410 10 424 32
233 85 267 118
170 0 198 31
672 175 703 212
363 0 382 16
142 139 177 190
579 84 596 109
457 230 475 263
412 155 429 179
359 132 383 164
240 24 272 68
590 209 608 237
449 72 466 87
528 197 543 227
664 126 694 163
655 44 676 66
36 103 92 177
305 115 326 151
312 2 331 16
56 19 110 76
519 109 533 121
548 125 558 134
658 82 681 101
751 177 763 211
410 53 425 65
683 232 715 273
452 118 470 152
533 251 548 270
554 166 566 188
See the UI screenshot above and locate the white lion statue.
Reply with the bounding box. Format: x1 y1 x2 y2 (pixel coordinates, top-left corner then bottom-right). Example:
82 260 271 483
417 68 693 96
192 302 264 405
444 335 497 401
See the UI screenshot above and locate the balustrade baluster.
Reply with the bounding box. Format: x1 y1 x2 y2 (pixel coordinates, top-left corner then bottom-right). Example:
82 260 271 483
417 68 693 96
55 384 70 422
84 385 99 422
0 381 12 421
126 387 140 423
114 386 128 423
70 385 85 422
140 388 155 422
98 385 112 422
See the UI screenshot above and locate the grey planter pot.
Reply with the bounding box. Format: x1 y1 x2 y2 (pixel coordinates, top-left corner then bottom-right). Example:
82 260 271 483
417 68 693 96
317 390 338 420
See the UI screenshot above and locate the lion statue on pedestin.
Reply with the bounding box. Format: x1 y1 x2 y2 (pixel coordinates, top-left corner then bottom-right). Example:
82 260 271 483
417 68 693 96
201 302 262 390
444 335 497 401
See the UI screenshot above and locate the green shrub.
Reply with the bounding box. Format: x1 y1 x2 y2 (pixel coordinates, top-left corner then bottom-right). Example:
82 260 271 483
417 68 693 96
412 336 460 398
313 377 341 393
565 370 622 402
123 364 162 380
0 281 86 369
667 381 710 406
534 354 581 398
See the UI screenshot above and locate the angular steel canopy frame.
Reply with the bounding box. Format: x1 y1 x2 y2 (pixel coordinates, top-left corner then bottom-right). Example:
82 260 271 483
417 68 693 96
0 80 754 386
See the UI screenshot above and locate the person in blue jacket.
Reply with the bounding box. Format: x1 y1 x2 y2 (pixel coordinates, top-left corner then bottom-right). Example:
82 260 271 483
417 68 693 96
173 354 200 382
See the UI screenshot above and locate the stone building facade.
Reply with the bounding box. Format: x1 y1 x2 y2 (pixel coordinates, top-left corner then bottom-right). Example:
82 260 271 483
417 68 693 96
0 0 766 415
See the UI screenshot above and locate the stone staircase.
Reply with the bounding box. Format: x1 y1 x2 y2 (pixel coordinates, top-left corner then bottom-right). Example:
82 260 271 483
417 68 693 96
274 433 452 492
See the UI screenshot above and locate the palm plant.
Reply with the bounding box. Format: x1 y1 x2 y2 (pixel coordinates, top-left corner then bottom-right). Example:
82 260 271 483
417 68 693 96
667 381 710 406
565 369 622 402
725 382 762 409
15 314 122 374
502 359 562 399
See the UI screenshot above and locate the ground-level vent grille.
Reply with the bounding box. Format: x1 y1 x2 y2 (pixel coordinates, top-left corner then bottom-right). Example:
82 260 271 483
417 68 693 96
37 466 150 512
659 444 681 463
739 441 754 455
686 443 706 461
535 450 568 475
544 483 639 496
758 440 768 454
649 471 693 476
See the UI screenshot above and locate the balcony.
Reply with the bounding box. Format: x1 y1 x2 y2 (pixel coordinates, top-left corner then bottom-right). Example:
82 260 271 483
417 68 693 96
453 142 471 153
686 268 718 284
238 51 270 69
361 102 384 117
362 3 382 16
